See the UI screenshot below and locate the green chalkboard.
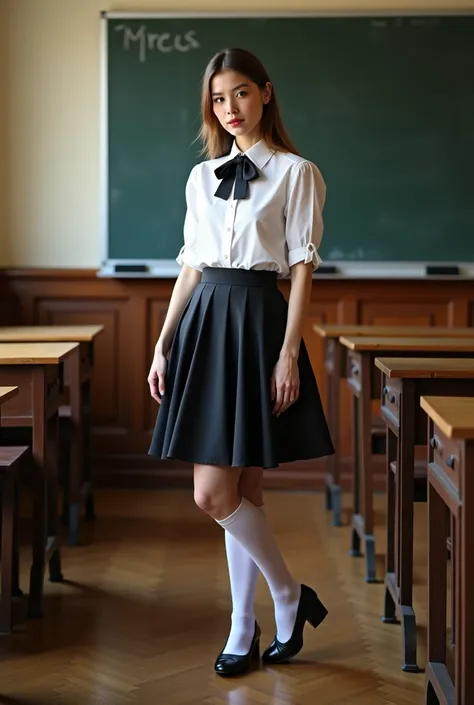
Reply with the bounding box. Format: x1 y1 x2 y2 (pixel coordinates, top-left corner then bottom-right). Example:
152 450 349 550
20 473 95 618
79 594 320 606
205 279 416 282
103 13 474 269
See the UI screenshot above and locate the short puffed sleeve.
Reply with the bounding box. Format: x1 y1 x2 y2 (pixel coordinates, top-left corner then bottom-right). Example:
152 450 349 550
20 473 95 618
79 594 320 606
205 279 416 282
176 165 202 271
284 160 326 270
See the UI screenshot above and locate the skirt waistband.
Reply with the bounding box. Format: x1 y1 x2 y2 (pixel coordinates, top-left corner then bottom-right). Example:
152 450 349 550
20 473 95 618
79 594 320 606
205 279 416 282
201 267 278 288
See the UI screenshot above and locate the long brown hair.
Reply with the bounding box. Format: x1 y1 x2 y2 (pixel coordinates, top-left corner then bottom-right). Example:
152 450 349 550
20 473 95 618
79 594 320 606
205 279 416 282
198 48 299 160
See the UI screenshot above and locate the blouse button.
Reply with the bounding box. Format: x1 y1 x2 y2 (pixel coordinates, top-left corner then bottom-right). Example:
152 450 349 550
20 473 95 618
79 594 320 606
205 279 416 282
224 255 228 259
227 227 231 232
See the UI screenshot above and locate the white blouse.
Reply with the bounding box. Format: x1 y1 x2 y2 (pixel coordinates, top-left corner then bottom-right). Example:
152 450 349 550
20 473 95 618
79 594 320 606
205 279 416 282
176 139 326 278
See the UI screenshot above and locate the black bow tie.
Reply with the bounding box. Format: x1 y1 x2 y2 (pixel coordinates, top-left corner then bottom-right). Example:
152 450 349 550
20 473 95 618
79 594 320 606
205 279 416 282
214 154 259 201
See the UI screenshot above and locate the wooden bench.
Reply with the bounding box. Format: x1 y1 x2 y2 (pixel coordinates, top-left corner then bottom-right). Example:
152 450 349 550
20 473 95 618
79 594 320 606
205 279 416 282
421 396 474 705
375 357 474 673
0 342 79 618
339 335 474 584
312 324 474 526
0 326 104 546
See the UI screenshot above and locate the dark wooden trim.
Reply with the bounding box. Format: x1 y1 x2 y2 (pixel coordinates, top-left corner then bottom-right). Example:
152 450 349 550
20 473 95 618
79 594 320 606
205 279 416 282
1 267 473 490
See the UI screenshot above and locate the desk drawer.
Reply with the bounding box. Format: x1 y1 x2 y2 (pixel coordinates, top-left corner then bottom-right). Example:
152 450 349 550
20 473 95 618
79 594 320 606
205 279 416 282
381 377 401 427
430 426 460 490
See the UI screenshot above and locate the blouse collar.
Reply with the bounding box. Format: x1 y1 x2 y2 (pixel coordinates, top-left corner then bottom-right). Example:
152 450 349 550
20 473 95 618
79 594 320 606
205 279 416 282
229 139 275 170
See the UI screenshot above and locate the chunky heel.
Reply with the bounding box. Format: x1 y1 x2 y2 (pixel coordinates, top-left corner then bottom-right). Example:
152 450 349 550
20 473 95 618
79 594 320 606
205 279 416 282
251 638 260 661
262 584 328 664
307 597 328 629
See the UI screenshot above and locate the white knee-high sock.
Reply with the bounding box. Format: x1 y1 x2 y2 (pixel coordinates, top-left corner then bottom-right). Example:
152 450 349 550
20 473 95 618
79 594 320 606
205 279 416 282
222 529 260 655
217 498 301 644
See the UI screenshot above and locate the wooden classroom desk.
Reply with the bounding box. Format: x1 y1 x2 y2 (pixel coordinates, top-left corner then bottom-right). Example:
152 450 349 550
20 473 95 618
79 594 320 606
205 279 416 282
338 336 474 584
420 396 474 705
312 324 474 526
0 326 104 546
374 358 474 674
0 342 78 618
0 386 20 631
0 387 19 407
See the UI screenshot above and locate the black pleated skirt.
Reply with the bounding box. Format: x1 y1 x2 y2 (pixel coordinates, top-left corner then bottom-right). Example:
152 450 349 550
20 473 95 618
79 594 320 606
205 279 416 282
149 267 334 469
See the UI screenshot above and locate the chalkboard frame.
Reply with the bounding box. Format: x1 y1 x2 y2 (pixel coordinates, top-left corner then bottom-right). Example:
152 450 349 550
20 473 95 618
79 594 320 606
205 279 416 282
99 10 474 280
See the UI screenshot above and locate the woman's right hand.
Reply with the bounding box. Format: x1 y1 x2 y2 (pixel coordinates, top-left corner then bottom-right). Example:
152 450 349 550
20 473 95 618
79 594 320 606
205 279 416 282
146 265 202 404
147 350 168 404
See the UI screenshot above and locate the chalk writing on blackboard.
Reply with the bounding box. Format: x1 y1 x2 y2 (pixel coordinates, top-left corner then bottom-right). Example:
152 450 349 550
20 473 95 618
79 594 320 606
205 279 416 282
115 24 200 62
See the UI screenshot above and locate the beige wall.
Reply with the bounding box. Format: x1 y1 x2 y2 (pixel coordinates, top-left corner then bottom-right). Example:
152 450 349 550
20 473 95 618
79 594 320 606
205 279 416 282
0 0 9 264
4 0 474 268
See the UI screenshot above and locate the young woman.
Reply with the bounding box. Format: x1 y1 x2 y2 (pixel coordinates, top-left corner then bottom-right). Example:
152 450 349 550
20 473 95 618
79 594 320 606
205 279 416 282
148 47 334 677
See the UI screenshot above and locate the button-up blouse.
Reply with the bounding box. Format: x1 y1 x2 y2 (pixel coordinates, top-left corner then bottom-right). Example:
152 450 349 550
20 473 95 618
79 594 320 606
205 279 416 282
176 138 326 278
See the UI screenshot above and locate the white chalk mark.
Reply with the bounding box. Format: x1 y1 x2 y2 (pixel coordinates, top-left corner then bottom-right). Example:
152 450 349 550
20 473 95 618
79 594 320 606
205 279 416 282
115 24 200 62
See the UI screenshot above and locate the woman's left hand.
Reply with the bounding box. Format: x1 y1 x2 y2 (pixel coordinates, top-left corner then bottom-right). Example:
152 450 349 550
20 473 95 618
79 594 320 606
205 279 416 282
271 352 300 417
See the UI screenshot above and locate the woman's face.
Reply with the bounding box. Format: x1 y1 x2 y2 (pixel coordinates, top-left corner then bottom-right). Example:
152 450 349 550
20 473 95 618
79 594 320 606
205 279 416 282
211 69 272 144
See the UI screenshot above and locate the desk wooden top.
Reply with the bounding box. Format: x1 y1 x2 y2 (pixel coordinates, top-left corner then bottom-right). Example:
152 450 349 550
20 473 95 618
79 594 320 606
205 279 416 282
0 325 104 342
340 336 474 353
0 342 78 364
0 387 19 405
375 357 474 378
313 324 474 339
420 396 474 439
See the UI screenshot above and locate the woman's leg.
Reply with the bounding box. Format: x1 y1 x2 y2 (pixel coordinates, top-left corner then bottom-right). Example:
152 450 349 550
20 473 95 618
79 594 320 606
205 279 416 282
222 468 263 655
194 464 300 644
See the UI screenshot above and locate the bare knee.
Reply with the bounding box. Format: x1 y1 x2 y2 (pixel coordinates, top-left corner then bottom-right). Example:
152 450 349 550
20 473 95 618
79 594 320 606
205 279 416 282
194 487 239 520
193 488 218 515
193 464 241 520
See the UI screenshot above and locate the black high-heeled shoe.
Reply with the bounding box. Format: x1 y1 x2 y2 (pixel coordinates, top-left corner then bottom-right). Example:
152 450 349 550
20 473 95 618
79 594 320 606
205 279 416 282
262 584 328 664
214 622 261 677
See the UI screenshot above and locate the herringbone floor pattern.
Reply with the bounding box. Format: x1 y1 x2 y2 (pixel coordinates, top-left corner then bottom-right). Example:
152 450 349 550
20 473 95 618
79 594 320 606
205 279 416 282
0 490 427 704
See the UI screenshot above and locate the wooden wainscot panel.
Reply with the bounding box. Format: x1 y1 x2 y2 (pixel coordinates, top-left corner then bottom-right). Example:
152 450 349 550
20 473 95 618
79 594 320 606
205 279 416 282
359 294 451 327
360 301 449 327
0 269 473 490
1 271 135 453
36 299 122 428
356 280 471 328
0 278 19 325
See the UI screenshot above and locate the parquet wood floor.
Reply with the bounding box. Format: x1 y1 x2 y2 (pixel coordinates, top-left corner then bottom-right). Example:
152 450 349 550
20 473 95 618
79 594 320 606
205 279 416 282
0 490 428 704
